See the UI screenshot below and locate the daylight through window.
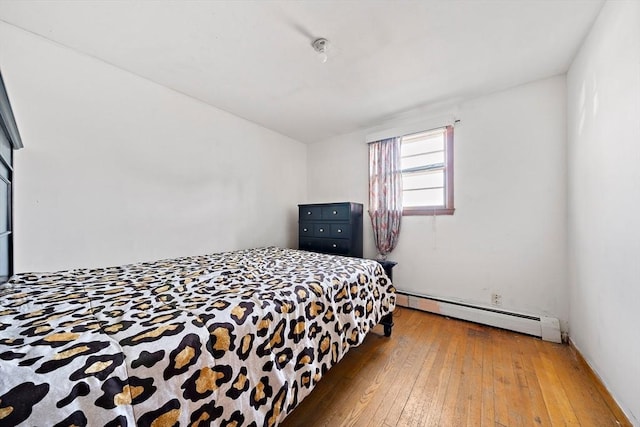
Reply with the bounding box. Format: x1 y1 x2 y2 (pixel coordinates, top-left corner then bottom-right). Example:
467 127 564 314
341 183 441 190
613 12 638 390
401 125 454 215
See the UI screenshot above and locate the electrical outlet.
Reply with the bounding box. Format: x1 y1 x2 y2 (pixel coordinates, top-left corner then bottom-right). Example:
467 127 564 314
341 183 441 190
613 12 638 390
491 293 502 306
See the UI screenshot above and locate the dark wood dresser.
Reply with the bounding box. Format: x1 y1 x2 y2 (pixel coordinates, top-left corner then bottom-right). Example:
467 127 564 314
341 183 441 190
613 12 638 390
298 202 363 257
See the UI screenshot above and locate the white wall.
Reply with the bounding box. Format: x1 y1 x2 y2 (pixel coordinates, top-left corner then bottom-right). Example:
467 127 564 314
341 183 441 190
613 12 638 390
309 76 568 328
0 22 307 272
567 1 640 424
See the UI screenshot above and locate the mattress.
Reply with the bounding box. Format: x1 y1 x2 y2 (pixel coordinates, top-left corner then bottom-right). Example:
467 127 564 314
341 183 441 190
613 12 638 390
0 247 395 426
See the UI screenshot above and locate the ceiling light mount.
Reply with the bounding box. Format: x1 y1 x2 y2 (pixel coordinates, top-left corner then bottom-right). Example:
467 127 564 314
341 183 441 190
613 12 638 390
312 38 329 63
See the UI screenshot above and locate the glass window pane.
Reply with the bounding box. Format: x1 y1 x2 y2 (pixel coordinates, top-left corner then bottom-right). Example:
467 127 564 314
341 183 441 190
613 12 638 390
402 133 444 157
0 179 7 233
401 151 444 170
0 161 9 181
402 170 444 190
0 235 8 280
403 188 445 207
403 128 445 143
0 129 11 167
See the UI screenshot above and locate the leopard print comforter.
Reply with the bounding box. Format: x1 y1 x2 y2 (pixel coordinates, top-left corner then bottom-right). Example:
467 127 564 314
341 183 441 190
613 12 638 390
0 247 395 426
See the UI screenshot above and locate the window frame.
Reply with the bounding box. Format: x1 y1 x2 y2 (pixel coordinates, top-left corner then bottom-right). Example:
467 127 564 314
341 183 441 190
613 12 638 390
401 125 455 216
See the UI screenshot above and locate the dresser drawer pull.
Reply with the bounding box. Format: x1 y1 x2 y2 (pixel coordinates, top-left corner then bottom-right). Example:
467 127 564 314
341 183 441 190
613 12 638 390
303 228 308 232
319 228 324 232
332 244 337 248
307 211 312 215
337 229 342 233
332 210 337 215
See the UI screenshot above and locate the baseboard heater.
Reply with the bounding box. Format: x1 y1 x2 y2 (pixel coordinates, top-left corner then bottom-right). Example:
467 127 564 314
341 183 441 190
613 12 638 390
396 291 562 343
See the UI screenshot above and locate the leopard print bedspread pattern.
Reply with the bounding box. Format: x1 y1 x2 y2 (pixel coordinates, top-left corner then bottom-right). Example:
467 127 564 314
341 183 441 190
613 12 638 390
0 247 395 426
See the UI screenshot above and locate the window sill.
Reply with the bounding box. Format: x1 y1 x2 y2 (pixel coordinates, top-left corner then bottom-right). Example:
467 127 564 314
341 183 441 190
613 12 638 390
403 207 455 216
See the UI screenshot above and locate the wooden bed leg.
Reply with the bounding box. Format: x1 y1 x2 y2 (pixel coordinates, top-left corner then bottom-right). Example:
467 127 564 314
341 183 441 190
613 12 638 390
381 313 394 337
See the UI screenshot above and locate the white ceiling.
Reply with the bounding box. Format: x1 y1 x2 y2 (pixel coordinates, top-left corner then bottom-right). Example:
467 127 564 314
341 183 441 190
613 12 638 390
0 0 603 143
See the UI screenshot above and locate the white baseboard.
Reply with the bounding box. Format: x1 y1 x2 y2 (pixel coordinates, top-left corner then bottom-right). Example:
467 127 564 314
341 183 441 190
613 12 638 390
396 292 562 343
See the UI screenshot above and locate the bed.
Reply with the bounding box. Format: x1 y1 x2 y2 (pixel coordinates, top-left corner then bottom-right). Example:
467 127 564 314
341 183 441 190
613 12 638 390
0 247 395 426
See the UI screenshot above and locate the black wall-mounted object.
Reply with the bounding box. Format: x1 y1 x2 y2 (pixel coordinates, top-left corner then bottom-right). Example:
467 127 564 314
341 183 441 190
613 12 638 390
298 202 363 258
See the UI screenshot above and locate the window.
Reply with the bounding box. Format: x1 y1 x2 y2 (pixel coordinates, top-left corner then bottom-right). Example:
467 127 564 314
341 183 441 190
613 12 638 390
400 125 454 215
0 70 23 283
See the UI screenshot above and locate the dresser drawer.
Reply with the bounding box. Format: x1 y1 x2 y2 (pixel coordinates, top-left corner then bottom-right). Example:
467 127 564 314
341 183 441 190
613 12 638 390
299 238 324 252
321 204 350 220
330 223 350 238
325 239 350 255
299 205 322 220
313 223 330 237
299 222 313 237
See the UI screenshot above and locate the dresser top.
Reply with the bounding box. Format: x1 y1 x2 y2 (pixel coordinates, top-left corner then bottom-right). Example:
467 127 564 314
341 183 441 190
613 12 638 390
298 202 363 207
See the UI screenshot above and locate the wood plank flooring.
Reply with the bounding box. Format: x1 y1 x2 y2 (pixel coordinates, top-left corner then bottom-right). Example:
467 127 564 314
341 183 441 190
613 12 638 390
281 307 630 427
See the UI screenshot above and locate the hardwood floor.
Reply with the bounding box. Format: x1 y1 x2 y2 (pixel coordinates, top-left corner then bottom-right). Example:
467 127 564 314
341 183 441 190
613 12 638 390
281 307 630 427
